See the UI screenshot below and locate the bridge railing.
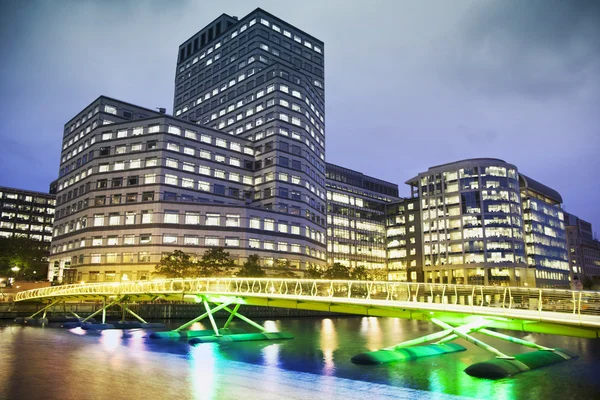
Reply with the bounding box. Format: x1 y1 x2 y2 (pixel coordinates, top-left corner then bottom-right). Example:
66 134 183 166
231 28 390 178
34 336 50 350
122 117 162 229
14 279 600 317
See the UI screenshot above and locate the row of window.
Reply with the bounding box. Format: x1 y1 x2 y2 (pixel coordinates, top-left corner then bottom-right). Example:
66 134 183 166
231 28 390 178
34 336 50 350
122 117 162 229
0 221 52 232
0 231 51 241
0 192 54 205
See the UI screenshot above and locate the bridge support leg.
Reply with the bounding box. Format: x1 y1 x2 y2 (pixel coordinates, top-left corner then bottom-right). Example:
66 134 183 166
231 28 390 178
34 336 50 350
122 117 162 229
173 297 235 332
30 299 61 319
65 307 81 320
221 305 267 333
150 296 293 343
119 303 148 324
203 298 221 336
429 318 512 359
82 298 122 323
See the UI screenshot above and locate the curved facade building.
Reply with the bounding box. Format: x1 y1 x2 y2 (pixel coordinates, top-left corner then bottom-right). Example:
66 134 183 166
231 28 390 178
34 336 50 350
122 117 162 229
406 158 530 286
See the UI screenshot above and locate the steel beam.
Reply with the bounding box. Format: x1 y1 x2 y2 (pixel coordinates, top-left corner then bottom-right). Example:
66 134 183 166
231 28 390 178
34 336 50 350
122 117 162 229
430 318 513 359
174 298 235 332
30 299 62 319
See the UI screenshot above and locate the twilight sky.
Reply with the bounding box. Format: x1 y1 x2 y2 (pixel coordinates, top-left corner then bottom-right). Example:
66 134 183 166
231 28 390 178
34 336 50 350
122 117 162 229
0 0 599 231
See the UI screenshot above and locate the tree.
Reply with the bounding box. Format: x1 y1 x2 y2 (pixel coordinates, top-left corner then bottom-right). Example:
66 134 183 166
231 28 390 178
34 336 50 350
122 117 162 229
270 259 297 278
350 266 369 281
322 262 351 280
199 247 236 276
236 255 265 277
366 268 388 282
304 265 323 279
154 250 199 278
582 275 594 290
0 236 48 281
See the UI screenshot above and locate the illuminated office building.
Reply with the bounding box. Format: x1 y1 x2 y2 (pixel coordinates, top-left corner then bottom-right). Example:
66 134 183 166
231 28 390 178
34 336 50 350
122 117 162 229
48 96 326 283
564 213 600 285
520 175 569 287
0 187 55 243
386 197 422 281
47 8 328 283
325 163 398 272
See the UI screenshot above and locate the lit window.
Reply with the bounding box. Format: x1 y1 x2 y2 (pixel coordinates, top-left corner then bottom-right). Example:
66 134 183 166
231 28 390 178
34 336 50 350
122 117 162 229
206 213 220 226
164 211 179 224
185 236 199 245
205 237 219 246
225 238 240 247
163 235 177 244
198 181 210 191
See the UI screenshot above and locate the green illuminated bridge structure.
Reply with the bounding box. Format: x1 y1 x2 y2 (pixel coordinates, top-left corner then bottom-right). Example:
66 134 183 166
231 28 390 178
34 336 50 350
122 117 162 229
15 278 600 378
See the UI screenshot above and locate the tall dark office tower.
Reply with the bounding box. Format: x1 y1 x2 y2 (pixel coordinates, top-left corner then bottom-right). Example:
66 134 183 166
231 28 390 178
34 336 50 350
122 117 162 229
174 9 327 263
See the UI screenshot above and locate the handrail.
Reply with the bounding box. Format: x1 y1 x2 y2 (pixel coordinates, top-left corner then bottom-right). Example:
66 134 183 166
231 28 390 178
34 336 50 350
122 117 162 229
14 278 600 321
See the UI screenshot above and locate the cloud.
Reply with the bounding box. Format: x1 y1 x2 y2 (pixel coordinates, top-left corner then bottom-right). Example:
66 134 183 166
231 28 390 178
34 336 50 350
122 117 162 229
437 0 600 100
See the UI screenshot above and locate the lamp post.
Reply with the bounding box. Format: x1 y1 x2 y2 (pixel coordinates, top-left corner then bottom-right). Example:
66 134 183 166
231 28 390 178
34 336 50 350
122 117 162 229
11 266 20 283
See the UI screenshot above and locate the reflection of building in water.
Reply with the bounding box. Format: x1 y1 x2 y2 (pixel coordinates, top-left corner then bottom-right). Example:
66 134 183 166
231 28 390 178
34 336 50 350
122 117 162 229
320 318 338 375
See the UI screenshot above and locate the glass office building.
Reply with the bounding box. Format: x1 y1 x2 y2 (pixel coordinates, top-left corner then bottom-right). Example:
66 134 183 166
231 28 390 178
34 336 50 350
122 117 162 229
406 159 531 286
520 175 569 287
325 163 398 272
386 197 422 282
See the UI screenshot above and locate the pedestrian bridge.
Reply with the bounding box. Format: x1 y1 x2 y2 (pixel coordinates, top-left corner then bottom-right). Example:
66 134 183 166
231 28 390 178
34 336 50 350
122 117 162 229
15 278 600 338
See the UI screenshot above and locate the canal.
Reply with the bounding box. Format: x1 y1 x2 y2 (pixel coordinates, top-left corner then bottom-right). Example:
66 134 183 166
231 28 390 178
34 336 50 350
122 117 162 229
1 316 599 399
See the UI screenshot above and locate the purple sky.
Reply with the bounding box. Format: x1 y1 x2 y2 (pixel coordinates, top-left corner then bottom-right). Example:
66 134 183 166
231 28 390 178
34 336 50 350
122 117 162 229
1 0 599 231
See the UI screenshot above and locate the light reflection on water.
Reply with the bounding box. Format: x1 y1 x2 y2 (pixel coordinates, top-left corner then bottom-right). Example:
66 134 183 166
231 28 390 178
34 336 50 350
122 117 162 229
189 344 218 400
1 317 600 399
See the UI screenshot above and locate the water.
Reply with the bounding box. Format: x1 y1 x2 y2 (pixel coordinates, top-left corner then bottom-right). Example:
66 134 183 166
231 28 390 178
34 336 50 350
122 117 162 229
1 317 599 399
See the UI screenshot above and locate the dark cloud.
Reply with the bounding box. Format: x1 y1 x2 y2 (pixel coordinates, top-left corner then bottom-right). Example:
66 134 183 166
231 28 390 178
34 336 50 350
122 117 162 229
440 0 600 100
0 0 598 230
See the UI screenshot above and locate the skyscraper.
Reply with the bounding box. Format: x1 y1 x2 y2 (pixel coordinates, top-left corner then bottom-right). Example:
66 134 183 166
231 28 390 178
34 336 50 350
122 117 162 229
47 9 327 283
174 8 327 269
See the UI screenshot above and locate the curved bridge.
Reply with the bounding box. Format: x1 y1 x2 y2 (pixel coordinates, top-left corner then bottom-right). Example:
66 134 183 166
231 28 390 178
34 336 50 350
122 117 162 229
15 278 600 338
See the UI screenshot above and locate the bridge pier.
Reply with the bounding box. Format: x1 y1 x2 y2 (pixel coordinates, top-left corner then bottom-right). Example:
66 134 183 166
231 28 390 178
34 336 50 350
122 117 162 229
352 315 577 378
150 295 293 343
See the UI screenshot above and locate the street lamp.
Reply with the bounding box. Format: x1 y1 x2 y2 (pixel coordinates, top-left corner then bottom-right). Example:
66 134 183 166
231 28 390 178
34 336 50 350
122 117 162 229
9 266 20 287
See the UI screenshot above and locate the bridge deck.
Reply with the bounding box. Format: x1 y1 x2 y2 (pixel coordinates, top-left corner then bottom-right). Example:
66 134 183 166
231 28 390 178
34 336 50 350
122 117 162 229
15 278 600 338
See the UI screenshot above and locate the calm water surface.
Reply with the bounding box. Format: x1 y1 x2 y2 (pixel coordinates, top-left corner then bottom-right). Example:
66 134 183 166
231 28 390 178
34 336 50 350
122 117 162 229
1 317 599 400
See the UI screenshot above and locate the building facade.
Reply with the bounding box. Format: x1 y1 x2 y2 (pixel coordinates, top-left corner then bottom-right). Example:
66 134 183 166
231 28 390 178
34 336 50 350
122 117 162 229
520 175 569 287
386 197 423 282
325 163 398 273
565 213 600 284
0 187 55 244
47 96 327 283
47 8 329 283
174 8 327 263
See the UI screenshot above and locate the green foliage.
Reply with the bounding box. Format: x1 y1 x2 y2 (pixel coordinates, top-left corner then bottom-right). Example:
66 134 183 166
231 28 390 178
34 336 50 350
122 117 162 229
304 265 323 279
154 250 199 278
0 236 48 281
365 268 389 281
154 248 236 278
236 254 265 277
270 259 297 278
198 247 236 276
351 266 369 281
322 262 351 279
